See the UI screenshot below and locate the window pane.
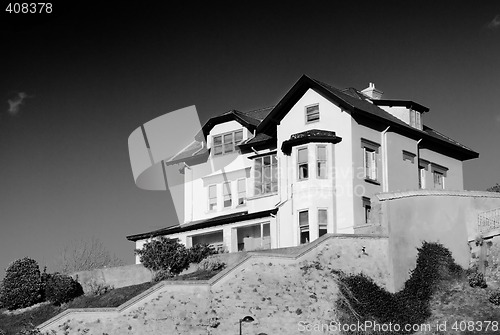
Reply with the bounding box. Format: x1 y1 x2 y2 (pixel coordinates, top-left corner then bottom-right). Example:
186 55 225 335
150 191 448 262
263 223 270 237
223 133 232 143
300 229 310 244
235 130 243 143
299 164 308 179
318 209 327 224
306 105 320 122
224 143 233 153
214 145 223 155
271 182 278 193
299 210 309 227
209 185 217 198
223 182 231 195
238 179 246 192
317 162 326 178
213 136 222 145
272 164 278 182
254 158 262 195
298 148 308 163
319 227 328 237
317 146 326 160
263 155 271 166
263 166 271 183
272 154 278 165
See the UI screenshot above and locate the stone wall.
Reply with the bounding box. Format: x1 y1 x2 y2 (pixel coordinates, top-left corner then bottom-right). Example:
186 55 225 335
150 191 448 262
40 234 391 334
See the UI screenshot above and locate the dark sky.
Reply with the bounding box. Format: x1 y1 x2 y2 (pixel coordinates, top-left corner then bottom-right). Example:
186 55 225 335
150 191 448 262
1 1 499 277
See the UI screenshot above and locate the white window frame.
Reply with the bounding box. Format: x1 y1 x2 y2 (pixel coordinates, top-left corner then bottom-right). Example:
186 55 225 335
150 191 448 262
237 178 246 206
431 164 447 190
316 145 327 179
362 197 371 224
208 184 217 211
410 110 422 130
361 139 379 182
298 210 309 244
297 147 309 181
212 129 244 156
254 154 278 196
305 104 320 123
318 208 328 237
223 181 232 208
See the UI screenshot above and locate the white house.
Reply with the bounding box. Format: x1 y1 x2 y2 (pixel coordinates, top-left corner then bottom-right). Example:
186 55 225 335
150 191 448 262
127 75 478 260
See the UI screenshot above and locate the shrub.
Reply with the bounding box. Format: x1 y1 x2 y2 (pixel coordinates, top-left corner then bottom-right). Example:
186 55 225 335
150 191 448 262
489 290 500 305
336 242 464 332
197 257 226 272
86 278 114 296
152 269 174 282
468 272 487 288
0 258 43 310
135 237 190 275
187 244 217 264
44 273 84 305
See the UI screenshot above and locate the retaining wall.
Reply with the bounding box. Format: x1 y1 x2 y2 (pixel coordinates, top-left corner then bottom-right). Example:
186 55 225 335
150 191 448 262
39 234 390 334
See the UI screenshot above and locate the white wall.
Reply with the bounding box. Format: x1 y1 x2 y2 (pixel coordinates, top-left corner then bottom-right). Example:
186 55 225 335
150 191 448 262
276 88 354 246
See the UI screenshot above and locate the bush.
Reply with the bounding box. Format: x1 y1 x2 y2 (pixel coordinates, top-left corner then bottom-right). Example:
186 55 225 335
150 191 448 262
135 237 190 275
489 290 500 305
86 278 114 296
0 258 43 310
468 272 487 288
197 257 226 272
152 269 174 282
188 244 217 264
336 242 464 333
44 273 84 305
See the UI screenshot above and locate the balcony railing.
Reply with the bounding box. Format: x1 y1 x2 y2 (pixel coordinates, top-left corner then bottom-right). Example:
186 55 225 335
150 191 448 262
478 208 500 234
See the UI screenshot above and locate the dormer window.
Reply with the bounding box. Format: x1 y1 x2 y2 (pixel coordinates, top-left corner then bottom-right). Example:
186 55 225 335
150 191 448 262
410 110 422 130
213 130 243 156
305 104 320 123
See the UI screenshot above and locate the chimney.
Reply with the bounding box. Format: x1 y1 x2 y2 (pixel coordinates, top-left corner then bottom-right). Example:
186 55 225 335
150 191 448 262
361 82 383 100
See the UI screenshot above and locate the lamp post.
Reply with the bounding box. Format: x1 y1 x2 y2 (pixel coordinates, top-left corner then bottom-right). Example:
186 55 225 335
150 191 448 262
239 315 255 335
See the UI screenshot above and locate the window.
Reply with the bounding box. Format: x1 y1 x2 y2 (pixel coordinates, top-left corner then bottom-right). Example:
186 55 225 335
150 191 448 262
410 110 422 130
317 145 327 179
419 167 426 189
254 154 278 196
318 209 328 237
298 147 308 180
431 164 447 190
212 130 244 156
223 182 232 208
208 185 217 211
362 197 371 224
361 139 379 181
237 178 246 205
402 151 416 164
433 171 444 189
419 159 429 189
305 104 320 123
299 210 309 244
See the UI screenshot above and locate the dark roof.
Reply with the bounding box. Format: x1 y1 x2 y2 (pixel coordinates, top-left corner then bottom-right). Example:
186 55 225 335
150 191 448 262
372 99 430 113
256 75 478 161
126 209 278 241
240 106 274 122
165 74 478 164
